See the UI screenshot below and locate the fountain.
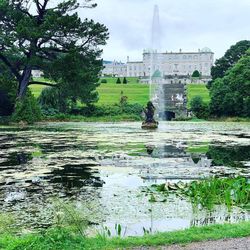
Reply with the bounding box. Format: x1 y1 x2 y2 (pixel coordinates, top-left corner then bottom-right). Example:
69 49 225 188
142 5 165 128
141 101 159 129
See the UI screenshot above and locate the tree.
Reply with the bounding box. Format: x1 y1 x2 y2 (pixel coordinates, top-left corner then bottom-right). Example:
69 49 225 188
0 62 17 115
211 40 250 81
192 70 200 78
0 0 109 101
190 96 208 119
116 77 121 84
209 50 250 117
12 90 41 123
123 77 128 84
0 90 13 116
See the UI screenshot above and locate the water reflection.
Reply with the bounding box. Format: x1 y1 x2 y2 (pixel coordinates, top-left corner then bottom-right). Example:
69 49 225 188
207 145 250 168
0 122 249 235
0 152 32 168
46 164 102 189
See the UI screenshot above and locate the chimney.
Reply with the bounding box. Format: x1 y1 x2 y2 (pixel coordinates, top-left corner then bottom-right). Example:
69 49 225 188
127 56 130 62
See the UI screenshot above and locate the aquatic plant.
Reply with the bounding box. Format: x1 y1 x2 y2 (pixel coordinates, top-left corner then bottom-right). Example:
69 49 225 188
53 200 88 237
185 177 249 210
146 177 250 211
99 223 126 238
0 213 17 235
115 223 122 237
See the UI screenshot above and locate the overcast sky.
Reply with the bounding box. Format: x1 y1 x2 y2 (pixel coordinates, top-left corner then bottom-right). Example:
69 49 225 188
81 0 250 62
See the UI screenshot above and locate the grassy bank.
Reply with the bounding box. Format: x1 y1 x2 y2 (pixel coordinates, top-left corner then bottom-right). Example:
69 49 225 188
29 78 210 107
187 84 210 107
43 114 142 122
1 222 250 250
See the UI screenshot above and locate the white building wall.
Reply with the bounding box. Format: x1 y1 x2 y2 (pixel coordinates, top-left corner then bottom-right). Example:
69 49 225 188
102 48 214 78
102 61 127 77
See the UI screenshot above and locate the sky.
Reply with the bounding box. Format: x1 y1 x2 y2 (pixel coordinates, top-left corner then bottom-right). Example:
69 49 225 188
81 0 250 62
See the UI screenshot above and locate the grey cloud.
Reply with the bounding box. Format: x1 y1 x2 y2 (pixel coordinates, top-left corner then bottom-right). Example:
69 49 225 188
81 0 250 61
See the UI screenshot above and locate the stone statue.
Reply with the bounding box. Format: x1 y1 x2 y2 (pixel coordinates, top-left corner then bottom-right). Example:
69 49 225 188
141 101 158 129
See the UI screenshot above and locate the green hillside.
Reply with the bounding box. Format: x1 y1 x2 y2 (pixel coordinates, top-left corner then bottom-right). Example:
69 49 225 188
187 84 210 107
29 78 210 107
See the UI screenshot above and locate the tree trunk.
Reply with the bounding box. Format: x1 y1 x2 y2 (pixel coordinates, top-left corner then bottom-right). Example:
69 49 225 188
17 66 32 99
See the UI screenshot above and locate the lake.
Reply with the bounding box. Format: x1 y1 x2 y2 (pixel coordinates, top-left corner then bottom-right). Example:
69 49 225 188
0 122 249 236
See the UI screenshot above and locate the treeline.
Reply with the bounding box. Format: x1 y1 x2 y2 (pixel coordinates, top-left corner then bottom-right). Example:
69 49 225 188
190 40 250 119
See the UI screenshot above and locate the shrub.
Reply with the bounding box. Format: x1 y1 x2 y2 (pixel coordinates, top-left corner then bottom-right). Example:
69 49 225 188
192 70 200 78
116 78 121 84
41 108 60 116
100 79 107 83
122 77 127 84
80 103 144 117
38 87 68 113
190 96 209 119
0 90 13 116
38 87 60 110
122 103 144 115
0 75 17 116
12 91 41 124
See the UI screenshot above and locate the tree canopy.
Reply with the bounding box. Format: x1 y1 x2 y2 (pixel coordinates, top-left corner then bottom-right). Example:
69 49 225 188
209 49 250 117
211 40 250 81
0 0 109 102
192 70 200 78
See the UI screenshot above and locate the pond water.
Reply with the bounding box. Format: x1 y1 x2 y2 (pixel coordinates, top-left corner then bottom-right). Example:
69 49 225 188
0 122 249 236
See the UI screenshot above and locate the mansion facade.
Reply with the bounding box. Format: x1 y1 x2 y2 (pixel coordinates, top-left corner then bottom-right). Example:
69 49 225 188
102 47 214 82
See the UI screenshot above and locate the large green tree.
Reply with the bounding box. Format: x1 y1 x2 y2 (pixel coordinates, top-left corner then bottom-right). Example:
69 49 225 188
209 50 250 117
211 40 250 81
0 0 109 101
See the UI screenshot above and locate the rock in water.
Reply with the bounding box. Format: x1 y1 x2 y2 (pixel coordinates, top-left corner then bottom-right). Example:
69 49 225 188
141 121 158 129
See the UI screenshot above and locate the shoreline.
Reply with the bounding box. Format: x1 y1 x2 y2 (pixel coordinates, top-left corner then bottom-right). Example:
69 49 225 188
1 116 250 125
1 221 250 249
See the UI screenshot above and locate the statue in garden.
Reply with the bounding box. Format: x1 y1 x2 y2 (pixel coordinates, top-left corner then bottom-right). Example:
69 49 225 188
142 101 158 129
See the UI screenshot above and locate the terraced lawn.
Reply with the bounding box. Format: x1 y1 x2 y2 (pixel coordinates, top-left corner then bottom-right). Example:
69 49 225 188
29 78 210 106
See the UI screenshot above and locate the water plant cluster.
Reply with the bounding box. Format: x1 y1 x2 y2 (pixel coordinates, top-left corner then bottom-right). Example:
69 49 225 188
144 177 250 211
185 177 249 210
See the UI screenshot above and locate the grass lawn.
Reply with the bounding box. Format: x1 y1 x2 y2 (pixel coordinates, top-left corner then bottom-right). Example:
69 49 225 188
98 83 149 106
29 77 55 98
29 78 210 107
187 84 210 107
1 222 250 249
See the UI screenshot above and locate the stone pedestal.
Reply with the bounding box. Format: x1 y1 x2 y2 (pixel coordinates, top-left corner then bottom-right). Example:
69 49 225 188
141 121 158 129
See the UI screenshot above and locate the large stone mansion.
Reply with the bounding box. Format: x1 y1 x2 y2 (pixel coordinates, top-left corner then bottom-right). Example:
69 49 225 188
102 47 214 83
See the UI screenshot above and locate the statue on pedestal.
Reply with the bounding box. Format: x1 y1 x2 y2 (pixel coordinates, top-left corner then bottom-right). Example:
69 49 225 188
141 101 158 129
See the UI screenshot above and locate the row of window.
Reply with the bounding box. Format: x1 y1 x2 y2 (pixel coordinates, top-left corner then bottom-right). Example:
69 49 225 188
127 63 210 71
144 54 213 61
